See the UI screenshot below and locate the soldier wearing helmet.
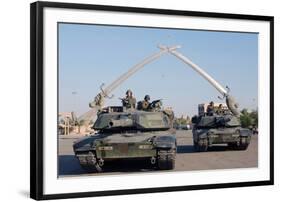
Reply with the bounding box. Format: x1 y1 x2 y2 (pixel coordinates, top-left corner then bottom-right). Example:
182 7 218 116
121 89 136 109
137 95 151 111
142 95 151 111
207 101 215 116
216 104 224 115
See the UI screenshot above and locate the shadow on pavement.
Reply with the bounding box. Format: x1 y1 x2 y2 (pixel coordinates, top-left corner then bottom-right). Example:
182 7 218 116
176 145 194 153
177 144 234 154
58 155 86 175
58 155 156 176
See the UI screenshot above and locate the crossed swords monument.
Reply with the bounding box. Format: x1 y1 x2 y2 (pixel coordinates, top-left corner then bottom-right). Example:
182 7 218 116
78 45 240 123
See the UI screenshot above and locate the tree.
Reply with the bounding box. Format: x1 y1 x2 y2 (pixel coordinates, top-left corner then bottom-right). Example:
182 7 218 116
239 109 258 128
249 110 258 127
240 113 253 128
76 119 85 134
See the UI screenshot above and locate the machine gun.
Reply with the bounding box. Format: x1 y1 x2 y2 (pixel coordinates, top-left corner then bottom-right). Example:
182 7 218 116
136 99 163 111
149 99 163 111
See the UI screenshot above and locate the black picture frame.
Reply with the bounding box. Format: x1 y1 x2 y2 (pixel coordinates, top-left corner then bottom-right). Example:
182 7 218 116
30 1 274 200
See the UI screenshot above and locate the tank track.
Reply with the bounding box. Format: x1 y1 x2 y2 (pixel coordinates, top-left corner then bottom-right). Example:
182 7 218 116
228 136 250 150
194 138 208 152
157 149 176 170
76 152 102 172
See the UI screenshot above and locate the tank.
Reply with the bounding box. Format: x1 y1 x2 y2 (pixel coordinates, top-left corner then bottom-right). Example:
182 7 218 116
73 106 176 172
192 114 252 152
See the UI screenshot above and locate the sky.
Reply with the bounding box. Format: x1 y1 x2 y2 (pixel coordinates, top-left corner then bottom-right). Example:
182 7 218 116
59 23 258 117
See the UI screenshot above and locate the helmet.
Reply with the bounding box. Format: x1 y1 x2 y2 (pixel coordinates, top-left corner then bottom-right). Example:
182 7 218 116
210 101 214 105
144 95 150 101
126 89 133 96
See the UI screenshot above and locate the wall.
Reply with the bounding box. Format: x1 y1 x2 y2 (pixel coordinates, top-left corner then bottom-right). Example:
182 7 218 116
0 0 279 201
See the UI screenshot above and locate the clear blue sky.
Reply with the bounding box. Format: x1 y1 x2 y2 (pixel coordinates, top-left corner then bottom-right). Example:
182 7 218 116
59 23 258 117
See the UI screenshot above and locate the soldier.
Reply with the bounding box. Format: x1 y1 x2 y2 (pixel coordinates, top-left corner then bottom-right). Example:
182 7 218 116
141 95 151 111
121 89 136 109
206 101 215 116
216 104 223 115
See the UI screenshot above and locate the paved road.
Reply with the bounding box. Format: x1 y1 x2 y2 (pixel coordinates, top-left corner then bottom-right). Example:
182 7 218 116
58 130 258 176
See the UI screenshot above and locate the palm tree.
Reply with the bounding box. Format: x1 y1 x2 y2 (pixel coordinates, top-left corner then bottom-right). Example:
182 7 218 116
76 119 85 134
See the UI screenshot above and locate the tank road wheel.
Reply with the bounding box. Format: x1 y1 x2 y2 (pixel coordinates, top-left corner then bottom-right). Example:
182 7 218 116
237 137 249 150
198 138 208 152
89 152 103 172
80 152 103 173
228 137 249 151
157 149 176 170
237 144 249 150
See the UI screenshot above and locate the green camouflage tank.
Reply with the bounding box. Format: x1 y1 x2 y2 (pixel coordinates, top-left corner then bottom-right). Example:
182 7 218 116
73 106 176 172
192 114 252 152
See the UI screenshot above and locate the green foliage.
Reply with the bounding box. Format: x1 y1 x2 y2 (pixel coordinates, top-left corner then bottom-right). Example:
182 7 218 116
249 110 258 127
240 109 258 128
240 114 253 128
